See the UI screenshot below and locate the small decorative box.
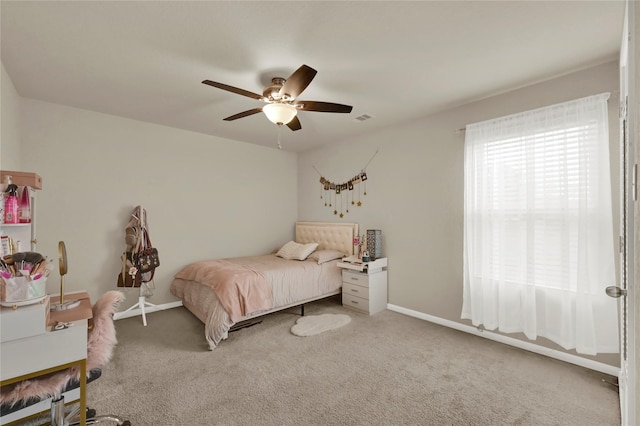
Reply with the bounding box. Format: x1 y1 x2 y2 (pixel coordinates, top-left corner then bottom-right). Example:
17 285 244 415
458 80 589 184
0 170 42 190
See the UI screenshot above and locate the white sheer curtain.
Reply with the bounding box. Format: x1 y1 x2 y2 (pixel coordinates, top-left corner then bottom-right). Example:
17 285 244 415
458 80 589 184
462 93 619 355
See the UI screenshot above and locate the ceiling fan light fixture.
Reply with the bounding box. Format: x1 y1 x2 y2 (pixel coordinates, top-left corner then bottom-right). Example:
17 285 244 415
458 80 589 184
263 103 297 125
203 64 352 132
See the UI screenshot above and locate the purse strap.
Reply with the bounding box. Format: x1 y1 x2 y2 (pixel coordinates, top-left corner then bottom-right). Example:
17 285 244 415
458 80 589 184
137 223 155 283
140 227 152 251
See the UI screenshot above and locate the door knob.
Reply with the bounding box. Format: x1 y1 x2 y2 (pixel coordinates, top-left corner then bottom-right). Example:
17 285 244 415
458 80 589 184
605 286 627 298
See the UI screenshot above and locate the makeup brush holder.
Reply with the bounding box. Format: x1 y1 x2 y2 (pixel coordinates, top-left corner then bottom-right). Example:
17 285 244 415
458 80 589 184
1 276 47 305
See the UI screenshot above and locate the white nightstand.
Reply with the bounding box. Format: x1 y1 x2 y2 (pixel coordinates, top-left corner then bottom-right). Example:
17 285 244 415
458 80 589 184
339 257 388 315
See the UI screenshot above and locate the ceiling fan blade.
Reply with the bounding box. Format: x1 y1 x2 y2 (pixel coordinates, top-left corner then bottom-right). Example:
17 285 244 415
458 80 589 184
279 65 317 100
286 116 302 131
223 108 263 121
295 101 353 114
202 80 264 101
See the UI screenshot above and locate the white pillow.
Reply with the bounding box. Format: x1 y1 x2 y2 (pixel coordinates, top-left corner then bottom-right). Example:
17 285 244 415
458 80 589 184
276 241 319 261
308 249 345 264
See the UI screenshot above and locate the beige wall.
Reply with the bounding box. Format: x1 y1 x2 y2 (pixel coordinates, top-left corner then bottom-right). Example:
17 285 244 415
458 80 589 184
15 97 298 312
1 63 22 170
298 61 620 366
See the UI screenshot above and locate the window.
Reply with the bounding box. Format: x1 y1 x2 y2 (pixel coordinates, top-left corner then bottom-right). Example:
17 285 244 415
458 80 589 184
462 93 619 355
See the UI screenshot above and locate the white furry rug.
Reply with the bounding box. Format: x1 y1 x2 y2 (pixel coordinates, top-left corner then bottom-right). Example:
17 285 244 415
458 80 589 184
290 313 351 337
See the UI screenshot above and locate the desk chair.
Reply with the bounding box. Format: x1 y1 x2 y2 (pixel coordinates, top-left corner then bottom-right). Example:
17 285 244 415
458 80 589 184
0 291 130 425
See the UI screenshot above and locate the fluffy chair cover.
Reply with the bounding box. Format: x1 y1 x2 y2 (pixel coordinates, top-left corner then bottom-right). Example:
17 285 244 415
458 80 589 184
0 291 125 407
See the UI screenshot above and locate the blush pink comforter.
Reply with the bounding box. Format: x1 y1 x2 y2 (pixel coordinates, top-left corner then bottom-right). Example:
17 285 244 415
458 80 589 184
174 259 273 322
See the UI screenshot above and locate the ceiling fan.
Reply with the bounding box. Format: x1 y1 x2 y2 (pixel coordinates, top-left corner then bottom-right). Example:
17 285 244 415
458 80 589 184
202 64 353 131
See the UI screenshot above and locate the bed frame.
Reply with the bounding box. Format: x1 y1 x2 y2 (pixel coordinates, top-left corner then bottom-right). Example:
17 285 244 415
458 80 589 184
231 221 358 329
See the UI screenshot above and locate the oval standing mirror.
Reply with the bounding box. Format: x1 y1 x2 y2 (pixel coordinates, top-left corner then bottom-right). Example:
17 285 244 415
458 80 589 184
51 241 80 311
58 240 68 276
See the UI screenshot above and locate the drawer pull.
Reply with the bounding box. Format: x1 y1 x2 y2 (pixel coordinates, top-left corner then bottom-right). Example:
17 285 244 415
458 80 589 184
351 300 359 304
351 277 359 281
350 289 359 293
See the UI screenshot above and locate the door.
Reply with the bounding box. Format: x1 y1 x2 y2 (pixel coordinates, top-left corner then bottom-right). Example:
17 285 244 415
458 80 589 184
608 2 637 424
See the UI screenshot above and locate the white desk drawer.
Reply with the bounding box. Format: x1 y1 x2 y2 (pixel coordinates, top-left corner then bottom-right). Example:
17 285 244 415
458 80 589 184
343 282 369 300
0 297 50 342
0 319 87 380
342 271 370 287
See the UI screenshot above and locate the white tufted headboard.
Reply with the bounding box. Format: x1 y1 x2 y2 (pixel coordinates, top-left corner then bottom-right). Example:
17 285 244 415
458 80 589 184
295 222 359 255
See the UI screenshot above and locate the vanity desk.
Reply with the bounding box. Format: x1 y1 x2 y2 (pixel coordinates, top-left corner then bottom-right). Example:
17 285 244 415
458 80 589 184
0 291 92 425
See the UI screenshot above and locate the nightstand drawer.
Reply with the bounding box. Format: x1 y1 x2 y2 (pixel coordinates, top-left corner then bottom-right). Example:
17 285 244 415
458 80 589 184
342 294 368 312
342 270 370 287
343 282 370 300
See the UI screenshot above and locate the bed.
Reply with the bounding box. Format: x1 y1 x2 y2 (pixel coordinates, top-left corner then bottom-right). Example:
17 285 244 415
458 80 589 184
170 221 358 350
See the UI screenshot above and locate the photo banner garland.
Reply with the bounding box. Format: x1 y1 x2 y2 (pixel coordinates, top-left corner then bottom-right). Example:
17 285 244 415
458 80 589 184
313 150 379 218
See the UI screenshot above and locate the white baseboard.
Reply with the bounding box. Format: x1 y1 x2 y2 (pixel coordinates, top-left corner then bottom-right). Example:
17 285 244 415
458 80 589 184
113 301 183 320
387 303 620 377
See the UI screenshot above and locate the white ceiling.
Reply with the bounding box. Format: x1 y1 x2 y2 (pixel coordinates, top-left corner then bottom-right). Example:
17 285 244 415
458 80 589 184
1 1 625 152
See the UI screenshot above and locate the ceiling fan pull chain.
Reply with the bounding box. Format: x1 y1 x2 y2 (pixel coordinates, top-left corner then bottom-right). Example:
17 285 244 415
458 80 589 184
277 124 282 150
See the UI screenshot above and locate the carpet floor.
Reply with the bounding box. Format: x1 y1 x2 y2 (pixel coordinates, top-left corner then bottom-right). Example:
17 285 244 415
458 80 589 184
83 295 620 425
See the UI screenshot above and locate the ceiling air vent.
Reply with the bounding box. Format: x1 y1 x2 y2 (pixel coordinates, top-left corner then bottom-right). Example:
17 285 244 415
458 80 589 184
354 114 373 122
